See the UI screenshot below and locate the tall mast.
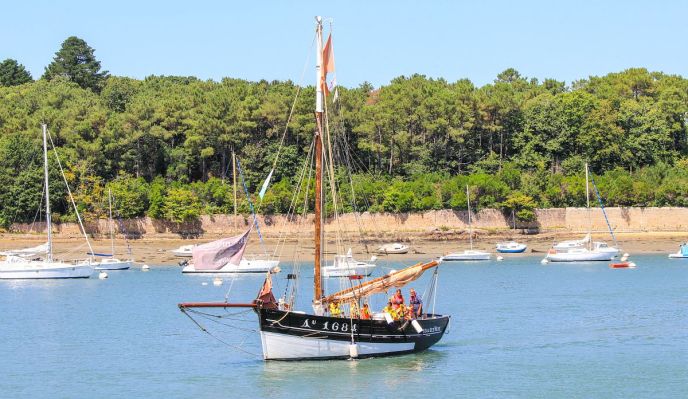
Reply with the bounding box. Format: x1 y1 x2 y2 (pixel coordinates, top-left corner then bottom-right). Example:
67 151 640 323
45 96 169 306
232 150 237 232
42 124 52 262
108 187 115 258
313 16 324 304
466 185 473 250
585 162 591 250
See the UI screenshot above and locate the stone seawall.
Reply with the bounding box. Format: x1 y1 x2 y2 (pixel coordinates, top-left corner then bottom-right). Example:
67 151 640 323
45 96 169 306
8 207 688 239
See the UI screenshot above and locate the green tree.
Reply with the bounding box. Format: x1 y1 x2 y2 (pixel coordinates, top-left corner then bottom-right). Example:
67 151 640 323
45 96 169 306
43 36 109 92
0 59 33 86
162 187 201 223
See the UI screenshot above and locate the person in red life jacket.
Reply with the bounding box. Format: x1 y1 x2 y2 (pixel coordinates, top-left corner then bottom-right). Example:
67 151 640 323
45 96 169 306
409 288 423 319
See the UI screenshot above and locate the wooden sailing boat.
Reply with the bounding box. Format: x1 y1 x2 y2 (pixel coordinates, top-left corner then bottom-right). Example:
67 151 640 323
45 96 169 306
178 17 449 360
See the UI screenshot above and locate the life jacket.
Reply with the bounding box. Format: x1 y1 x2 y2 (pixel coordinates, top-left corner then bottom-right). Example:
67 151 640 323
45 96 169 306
361 307 371 319
329 303 341 317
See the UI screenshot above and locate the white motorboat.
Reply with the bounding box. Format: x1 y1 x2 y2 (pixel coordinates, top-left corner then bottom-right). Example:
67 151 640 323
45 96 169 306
0 125 94 280
668 243 688 258
322 250 377 277
171 244 195 257
444 185 491 262
442 250 491 261
545 248 613 262
376 243 409 254
495 241 527 253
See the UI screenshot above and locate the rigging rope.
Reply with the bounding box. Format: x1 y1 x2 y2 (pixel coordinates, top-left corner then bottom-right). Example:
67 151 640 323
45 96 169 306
46 128 95 258
589 174 619 248
234 157 267 254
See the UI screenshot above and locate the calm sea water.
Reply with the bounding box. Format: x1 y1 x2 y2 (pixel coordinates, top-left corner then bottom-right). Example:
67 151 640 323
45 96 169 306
1 254 686 399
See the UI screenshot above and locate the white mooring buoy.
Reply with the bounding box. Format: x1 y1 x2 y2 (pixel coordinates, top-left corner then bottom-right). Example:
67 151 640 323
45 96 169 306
496 255 504 261
98 271 108 279
213 277 223 286
141 264 150 271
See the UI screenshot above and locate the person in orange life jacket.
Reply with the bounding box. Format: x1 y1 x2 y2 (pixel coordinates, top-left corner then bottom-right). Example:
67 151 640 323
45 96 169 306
360 303 371 319
409 288 423 319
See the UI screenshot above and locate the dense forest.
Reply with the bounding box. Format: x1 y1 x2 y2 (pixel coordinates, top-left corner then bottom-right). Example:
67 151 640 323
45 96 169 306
2 37 688 227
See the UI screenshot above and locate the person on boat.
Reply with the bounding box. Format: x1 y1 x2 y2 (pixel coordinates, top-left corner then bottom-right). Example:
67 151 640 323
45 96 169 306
329 301 342 317
409 289 423 319
350 302 359 318
383 301 395 318
360 303 371 320
392 289 404 307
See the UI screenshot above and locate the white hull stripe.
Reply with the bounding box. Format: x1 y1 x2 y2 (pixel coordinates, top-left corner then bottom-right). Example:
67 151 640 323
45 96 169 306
260 331 415 360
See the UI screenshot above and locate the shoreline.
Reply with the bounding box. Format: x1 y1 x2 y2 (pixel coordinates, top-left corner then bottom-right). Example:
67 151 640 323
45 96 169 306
1 231 685 266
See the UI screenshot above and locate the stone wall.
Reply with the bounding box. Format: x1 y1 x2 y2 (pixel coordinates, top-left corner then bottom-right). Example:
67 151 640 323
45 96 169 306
9 207 688 239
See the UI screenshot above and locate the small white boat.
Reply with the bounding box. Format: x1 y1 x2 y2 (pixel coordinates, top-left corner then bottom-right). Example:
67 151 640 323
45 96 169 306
545 248 613 262
553 234 618 257
323 249 377 277
171 244 195 257
181 230 279 274
93 188 135 270
668 243 688 258
0 256 94 279
182 257 279 273
376 243 409 254
442 250 491 261
95 258 133 270
0 242 49 258
444 186 491 262
495 241 527 253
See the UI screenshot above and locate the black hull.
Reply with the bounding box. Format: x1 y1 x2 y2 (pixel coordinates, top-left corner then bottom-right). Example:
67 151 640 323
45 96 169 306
257 308 450 360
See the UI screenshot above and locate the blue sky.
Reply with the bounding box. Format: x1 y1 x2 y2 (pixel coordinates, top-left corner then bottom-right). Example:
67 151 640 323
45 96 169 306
2 0 687 88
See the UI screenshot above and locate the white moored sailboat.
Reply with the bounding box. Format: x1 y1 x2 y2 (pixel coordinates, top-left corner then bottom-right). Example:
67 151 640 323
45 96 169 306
180 228 279 274
94 188 133 270
178 18 450 360
443 185 491 261
0 125 94 279
545 164 619 263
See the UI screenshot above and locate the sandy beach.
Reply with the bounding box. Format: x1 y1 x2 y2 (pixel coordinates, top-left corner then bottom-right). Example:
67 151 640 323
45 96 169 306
1 231 686 266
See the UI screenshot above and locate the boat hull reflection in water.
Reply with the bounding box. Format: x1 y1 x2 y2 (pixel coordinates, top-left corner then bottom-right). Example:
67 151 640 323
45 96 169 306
258 308 449 360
